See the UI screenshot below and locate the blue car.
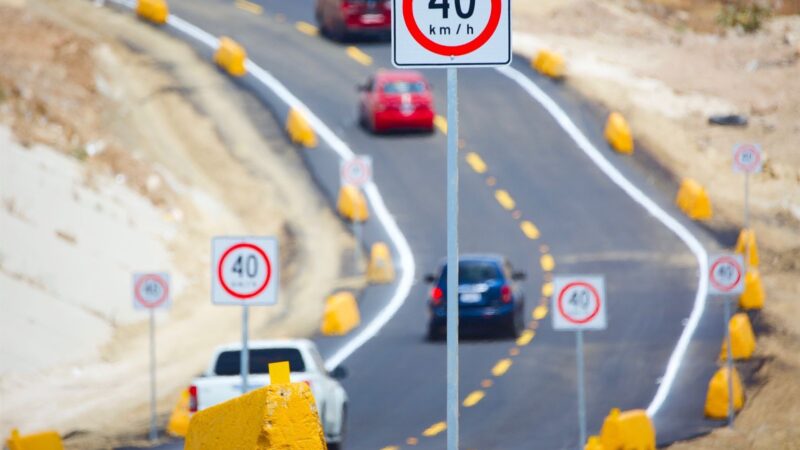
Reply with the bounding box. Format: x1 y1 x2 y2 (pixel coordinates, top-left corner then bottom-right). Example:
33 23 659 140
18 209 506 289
424 254 526 340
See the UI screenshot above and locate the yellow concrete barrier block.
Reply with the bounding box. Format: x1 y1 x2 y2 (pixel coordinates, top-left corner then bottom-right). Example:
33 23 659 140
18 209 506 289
167 388 191 437
739 269 765 310
532 49 565 79
136 0 169 25
720 313 756 361
675 178 713 220
320 292 361 336
185 382 326 450
367 242 395 284
5 428 64 450
584 436 604 450
735 228 760 268
286 108 318 149
337 185 369 222
604 112 634 155
214 36 247 77
704 366 744 419
596 408 656 450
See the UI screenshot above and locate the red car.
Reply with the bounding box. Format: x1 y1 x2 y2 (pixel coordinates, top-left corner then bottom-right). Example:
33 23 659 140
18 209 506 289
358 70 436 134
315 0 391 41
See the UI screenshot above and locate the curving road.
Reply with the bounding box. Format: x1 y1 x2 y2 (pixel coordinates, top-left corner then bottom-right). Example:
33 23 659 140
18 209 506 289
119 1 731 448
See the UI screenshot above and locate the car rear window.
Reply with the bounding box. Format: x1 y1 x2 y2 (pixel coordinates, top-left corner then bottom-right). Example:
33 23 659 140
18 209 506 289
214 348 306 375
382 81 426 94
439 261 502 285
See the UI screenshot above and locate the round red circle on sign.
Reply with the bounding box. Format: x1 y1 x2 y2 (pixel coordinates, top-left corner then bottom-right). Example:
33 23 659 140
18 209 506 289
557 281 602 325
734 144 761 172
217 243 272 300
403 0 502 57
709 256 743 292
342 159 371 186
135 274 170 308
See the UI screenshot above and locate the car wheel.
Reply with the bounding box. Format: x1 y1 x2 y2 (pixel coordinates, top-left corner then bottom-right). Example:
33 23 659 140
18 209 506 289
426 323 443 342
509 310 524 338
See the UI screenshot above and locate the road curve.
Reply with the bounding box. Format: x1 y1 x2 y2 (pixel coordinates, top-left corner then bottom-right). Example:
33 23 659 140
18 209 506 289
115 0 732 448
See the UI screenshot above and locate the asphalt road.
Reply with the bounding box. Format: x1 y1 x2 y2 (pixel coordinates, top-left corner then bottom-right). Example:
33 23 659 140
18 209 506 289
121 1 730 448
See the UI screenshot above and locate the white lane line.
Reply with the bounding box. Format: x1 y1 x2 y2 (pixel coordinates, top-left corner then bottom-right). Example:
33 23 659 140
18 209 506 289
165 14 415 372
496 65 709 417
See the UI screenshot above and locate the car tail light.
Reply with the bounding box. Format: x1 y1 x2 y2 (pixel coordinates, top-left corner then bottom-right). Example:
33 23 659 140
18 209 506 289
431 286 443 306
500 285 512 303
188 385 198 413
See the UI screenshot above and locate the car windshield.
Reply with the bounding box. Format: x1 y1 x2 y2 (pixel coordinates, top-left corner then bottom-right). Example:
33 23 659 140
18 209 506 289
214 348 306 375
439 261 502 285
382 81 426 94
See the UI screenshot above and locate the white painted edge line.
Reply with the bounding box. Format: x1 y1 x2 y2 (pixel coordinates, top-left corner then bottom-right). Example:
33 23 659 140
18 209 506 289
496 65 709 417
164 14 415 372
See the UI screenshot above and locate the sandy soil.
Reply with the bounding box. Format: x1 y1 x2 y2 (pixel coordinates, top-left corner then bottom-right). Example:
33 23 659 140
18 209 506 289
512 1 799 448
0 0 353 447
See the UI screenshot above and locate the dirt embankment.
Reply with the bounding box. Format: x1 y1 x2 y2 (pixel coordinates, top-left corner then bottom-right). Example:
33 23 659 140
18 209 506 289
0 0 351 447
512 1 799 448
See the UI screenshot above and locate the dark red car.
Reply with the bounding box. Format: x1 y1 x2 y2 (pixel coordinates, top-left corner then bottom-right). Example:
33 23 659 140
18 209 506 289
358 70 436 134
315 0 391 41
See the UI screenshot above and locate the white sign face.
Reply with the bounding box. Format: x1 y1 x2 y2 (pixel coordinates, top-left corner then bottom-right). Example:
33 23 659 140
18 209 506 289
212 237 279 305
708 254 745 296
392 0 511 67
552 276 607 331
133 272 171 310
732 143 763 174
340 156 373 188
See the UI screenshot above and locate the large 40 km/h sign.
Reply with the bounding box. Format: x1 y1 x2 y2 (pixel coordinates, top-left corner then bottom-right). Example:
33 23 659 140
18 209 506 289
393 0 511 67
212 237 279 305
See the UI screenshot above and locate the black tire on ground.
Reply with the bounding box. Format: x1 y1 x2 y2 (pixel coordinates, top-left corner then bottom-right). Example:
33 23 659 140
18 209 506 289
508 310 524 339
426 323 443 341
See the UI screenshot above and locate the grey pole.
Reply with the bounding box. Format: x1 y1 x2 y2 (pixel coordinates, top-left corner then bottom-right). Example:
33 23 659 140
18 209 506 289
576 329 587 448
744 172 750 230
446 67 460 450
724 297 735 426
241 305 249 394
149 309 157 442
353 219 362 272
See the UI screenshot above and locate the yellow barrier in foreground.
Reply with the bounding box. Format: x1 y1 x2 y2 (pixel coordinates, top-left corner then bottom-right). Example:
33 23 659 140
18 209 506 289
532 49 565 79
739 269 765 310
705 366 744 419
185 362 326 450
735 228 760 268
321 292 361 336
675 178 712 220
720 313 756 361
286 108 318 148
136 0 168 25
337 185 369 222
214 36 247 77
585 408 655 450
367 242 395 284
604 112 634 155
5 429 64 450
167 388 191 437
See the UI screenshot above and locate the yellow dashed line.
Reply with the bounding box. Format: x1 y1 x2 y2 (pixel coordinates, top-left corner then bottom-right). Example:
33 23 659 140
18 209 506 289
533 305 548 320
234 0 263 15
540 254 555 271
520 220 540 240
346 46 373 66
295 21 319 36
434 115 448 134
463 390 486 407
516 329 535 346
492 358 513 377
381 447 400 450
494 189 516 210
465 152 487 174
542 282 554 297
422 422 447 437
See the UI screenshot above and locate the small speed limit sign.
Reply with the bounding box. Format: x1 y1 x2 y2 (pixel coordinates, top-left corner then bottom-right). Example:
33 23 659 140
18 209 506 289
393 0 511 67
340 156 373 188
708 254 745 295
133 273 171 310
552 276 607 330
732 143 763 173
212 237 279 305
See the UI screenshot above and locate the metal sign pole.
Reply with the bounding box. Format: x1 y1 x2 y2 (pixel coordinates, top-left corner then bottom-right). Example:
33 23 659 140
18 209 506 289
724 297 735 426
744 172 750 230
148 308 157 442
576 329 587 448
241 305 249 394
445 67 460 450
353 219 362 272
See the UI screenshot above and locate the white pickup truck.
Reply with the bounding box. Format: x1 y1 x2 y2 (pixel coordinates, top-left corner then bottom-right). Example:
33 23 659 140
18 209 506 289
189 339 348 449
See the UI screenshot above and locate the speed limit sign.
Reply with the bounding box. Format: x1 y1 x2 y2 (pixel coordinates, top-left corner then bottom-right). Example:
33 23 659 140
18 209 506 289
552 276 607 330
392 0 511 67
732 143 763 173
133 273 171 310
708 254 745 295
340 155 373 188
212 237 279 305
